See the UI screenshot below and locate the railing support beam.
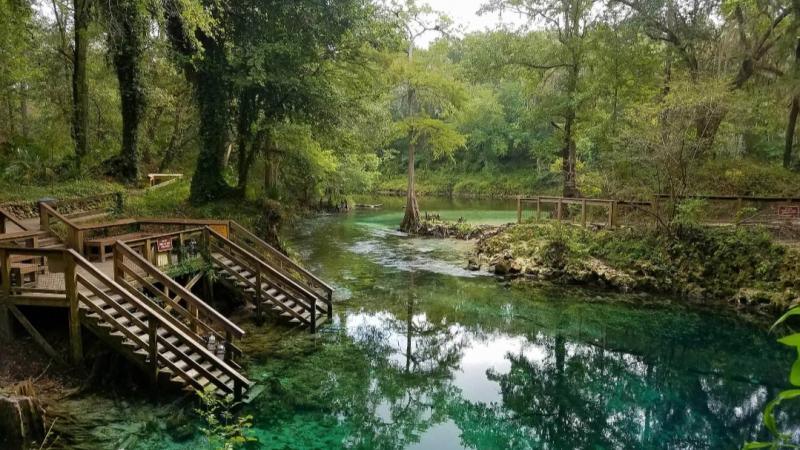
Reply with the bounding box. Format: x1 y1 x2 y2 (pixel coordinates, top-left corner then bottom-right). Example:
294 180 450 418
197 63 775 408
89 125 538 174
65 252 82 362
0 248 13 342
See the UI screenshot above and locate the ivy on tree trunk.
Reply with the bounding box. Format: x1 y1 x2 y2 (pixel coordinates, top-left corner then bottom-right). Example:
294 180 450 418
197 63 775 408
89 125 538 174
71 0 90 168
105 0 146 182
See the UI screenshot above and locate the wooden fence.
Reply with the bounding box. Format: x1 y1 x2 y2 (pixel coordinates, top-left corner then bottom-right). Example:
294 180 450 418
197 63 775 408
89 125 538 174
517 194 800 228
516 196 653 228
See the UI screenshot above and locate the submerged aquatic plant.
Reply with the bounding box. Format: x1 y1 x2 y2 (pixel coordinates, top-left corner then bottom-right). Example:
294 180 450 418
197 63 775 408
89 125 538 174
195 388 257 450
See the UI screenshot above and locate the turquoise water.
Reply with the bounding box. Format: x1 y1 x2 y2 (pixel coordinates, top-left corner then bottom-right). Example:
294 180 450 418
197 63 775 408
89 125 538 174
66 197 798 449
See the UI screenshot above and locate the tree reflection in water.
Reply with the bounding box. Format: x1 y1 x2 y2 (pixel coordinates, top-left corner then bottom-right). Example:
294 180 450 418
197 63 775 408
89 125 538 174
450 331 793 450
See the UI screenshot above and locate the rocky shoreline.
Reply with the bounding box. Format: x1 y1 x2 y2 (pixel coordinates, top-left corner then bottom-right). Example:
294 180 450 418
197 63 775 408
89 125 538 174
462 222 800 317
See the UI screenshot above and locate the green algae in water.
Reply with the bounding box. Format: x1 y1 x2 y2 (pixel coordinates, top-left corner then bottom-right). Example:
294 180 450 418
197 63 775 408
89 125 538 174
72 197 800 449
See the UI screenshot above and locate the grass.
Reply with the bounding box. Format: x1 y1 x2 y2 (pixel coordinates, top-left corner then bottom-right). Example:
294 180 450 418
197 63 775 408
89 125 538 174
0 179 124 203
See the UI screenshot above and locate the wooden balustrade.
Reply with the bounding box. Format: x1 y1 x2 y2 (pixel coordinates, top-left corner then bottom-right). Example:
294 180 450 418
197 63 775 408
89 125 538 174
0 243 249 397
147 173 183 188
114 241 244 361
229 221 333 318
38 202 84 252
124 228 205 266
72 251 248 397
517 196 654 228
206 227 323 331
0 207 29 234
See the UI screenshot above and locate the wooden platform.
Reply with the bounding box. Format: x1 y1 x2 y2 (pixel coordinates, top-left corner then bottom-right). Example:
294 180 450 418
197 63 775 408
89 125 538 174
0 200 333 399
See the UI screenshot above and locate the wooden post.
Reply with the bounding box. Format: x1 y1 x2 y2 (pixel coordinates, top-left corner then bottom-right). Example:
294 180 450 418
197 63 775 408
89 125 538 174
310 297 317 334
255 271 262 321
327 291 333 320
536 197 541 221
65 252 82 362
38 202 49 231
178 232 185 263
143 239 153 264
225 330 232 362
0 214 5 234
581 199 587 227
517 197 522 224
148 316 159 384
556 199 563 221
234 380 243 402
608 202 616 228
113 248 124 282
0 249 12 342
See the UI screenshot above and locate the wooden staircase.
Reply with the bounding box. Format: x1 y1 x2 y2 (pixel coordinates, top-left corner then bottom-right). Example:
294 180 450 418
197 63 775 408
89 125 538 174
206 226 332 333
74 251 251 398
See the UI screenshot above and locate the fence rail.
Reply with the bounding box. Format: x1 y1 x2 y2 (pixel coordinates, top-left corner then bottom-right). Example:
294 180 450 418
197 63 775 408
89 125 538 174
517 194 800 228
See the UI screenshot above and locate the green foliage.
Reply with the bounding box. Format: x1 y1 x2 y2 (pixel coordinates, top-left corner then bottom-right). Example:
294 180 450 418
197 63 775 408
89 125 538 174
194 388 257 450
0 179 124 203
745 307 800 448
673 199 709 226
483 222 798 303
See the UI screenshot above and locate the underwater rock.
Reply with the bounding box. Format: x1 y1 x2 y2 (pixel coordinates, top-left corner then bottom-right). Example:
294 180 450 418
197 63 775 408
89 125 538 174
0 395 46 449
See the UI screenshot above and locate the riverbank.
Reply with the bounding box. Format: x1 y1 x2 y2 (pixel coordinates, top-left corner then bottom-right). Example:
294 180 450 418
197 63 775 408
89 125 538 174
469 222 800 316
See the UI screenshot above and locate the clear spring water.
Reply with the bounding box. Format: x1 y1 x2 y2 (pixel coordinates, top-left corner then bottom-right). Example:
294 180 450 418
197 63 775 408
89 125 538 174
65 197 797 449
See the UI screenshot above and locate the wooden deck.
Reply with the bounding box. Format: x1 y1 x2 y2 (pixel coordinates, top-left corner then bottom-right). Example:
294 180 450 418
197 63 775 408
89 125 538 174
0 200 333 399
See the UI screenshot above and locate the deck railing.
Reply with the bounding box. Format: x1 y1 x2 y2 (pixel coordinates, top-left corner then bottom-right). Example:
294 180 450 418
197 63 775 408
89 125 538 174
0 207 29 234
206 226 325 331
229 220 333 312
0 244 249 398
113 241 244 362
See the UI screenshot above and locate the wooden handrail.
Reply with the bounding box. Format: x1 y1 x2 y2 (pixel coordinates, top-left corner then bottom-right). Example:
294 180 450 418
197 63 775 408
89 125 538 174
206 227 319 306
123 227 204 247
39 202 81 230
115 242 245 339
229 221 333 296
69 218 228 233
0 208 29 232
69 248 249 392
0 246 64 256
137 217 230 227
39 202 85 252
0 230 46 245
654 194 800 202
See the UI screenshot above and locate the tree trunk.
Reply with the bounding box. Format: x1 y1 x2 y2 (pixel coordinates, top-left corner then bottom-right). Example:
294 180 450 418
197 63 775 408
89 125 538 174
157 107 184 172
162 0 232 203
561 62 579 198
19 84 28 140
188 36 233 203
71 0 90 167
400 137 420 232
109 1 146 183
785 37 800 169
400 42 421 232
235 90 259 196
786 97 799 169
